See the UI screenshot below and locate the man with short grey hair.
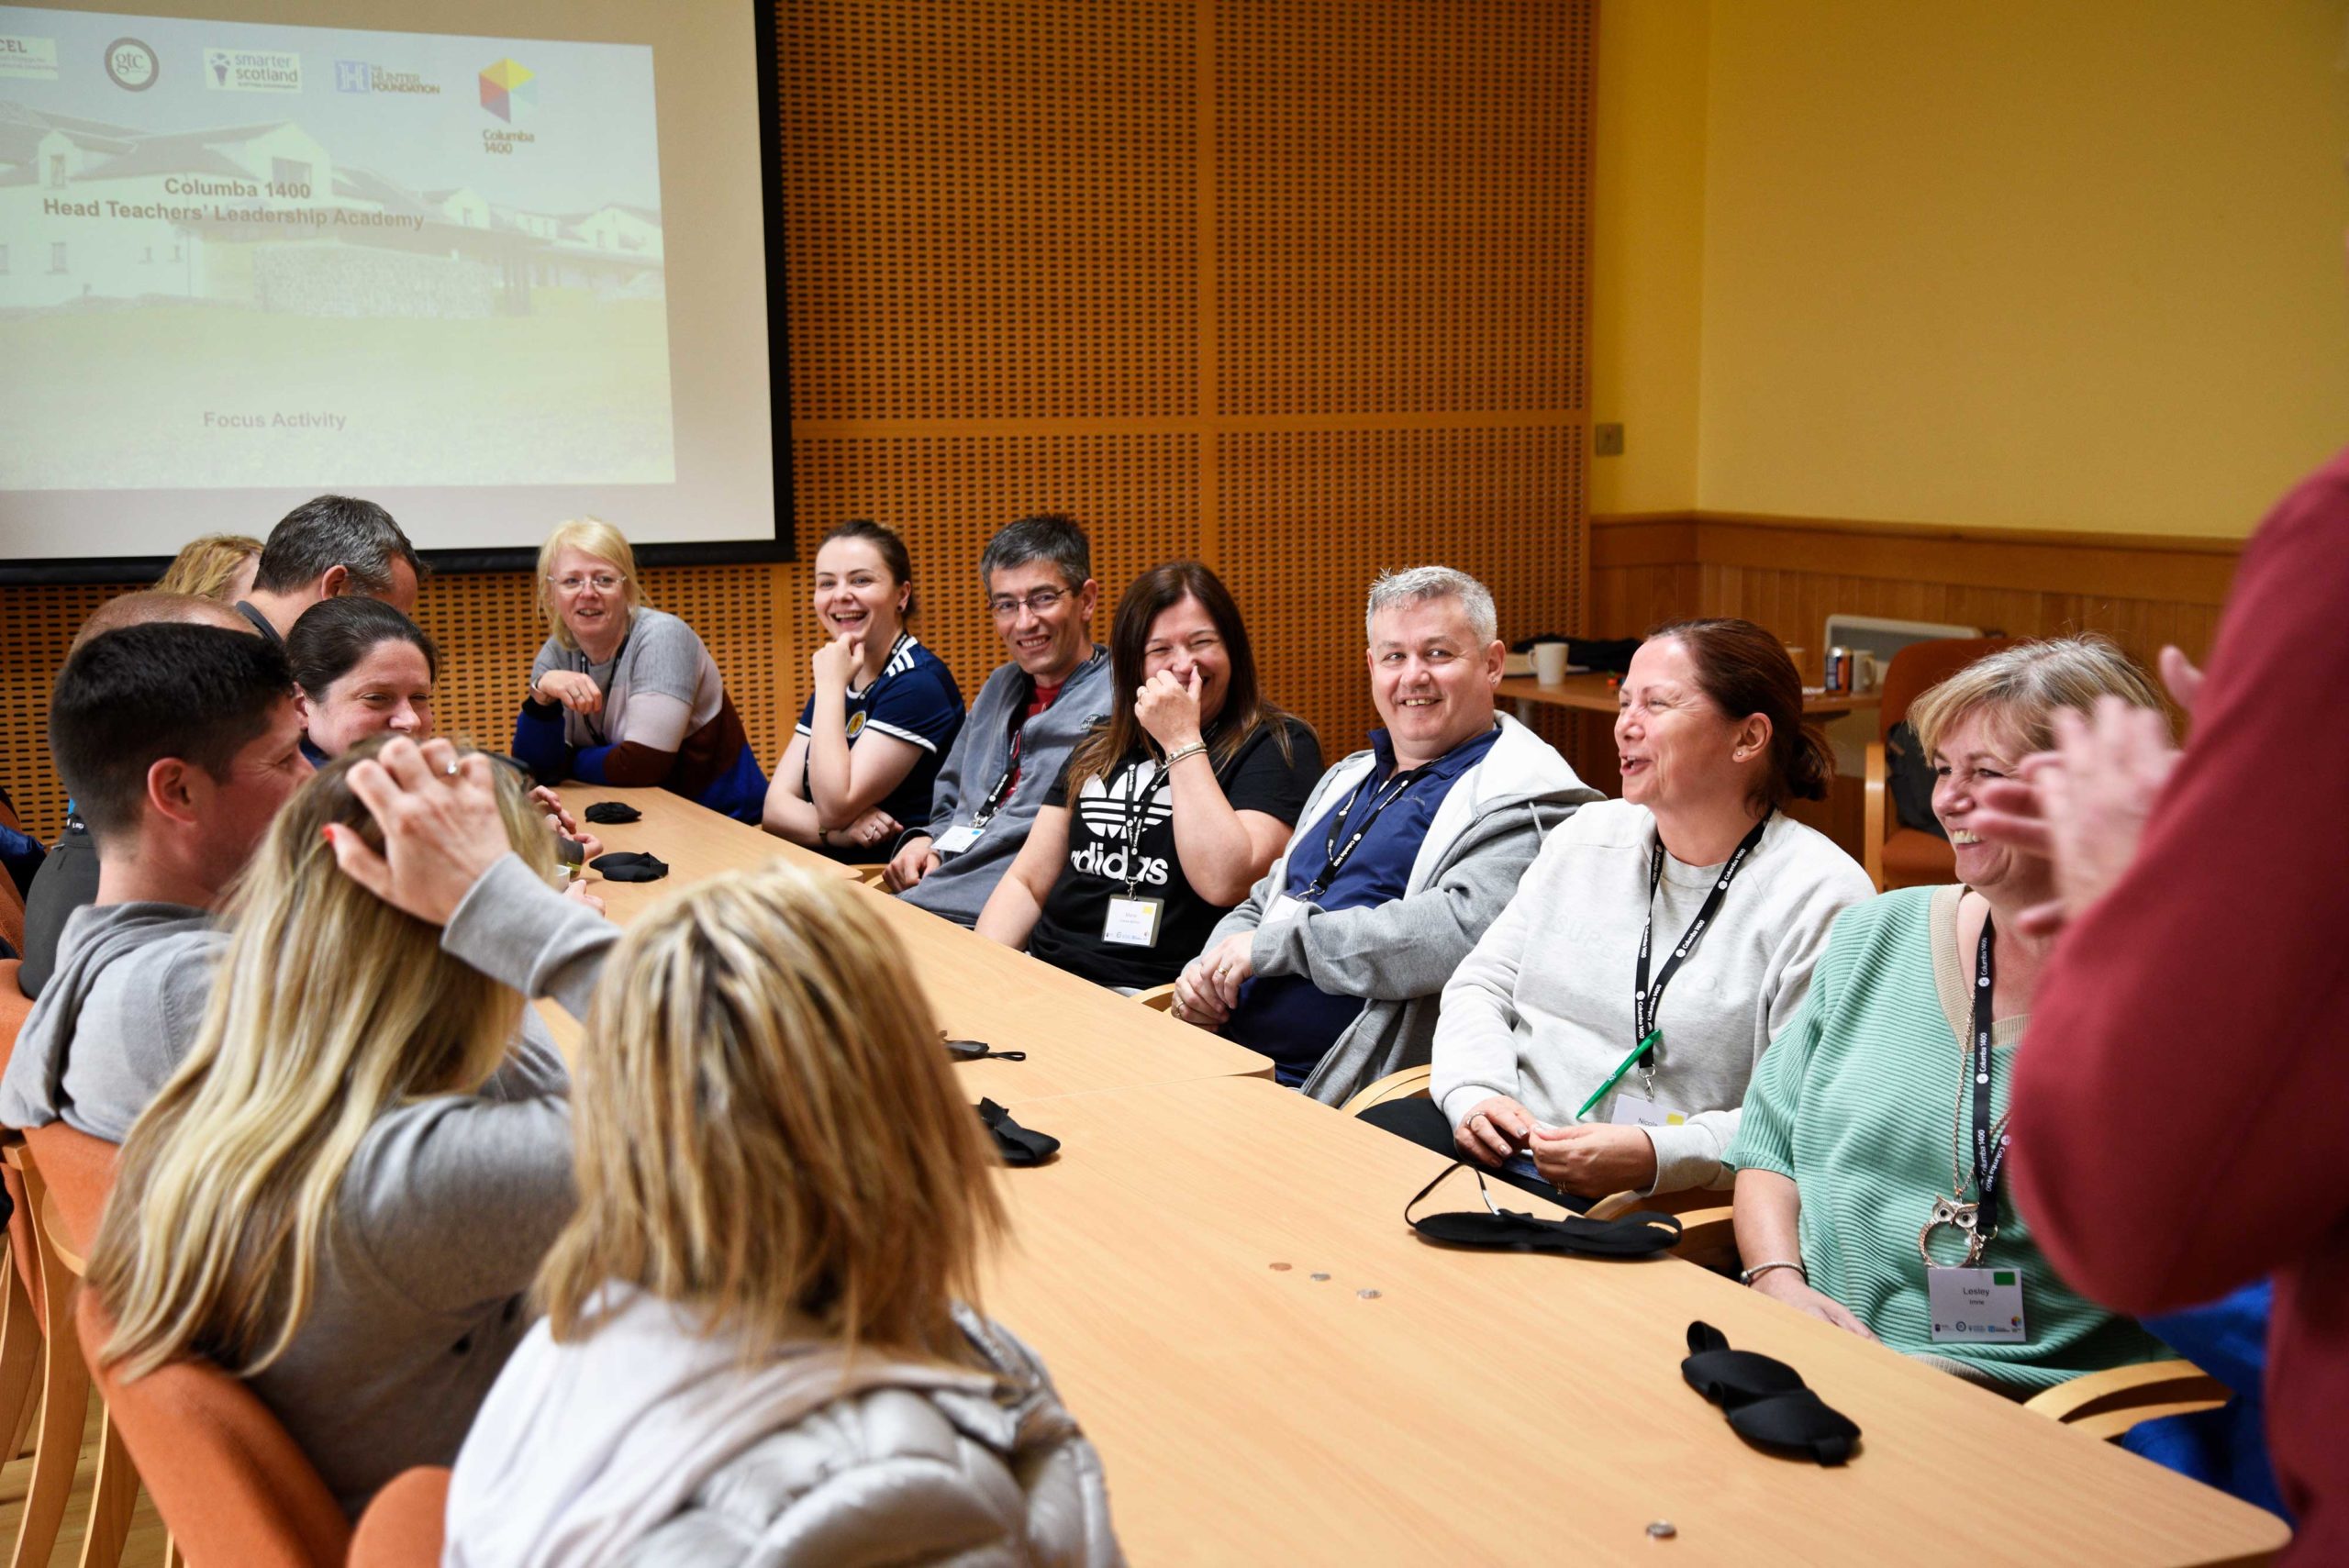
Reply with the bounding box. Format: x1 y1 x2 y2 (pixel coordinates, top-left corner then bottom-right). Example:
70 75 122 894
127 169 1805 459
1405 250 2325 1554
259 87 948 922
1173 565 1598 1105
234 494 423 644
885 515 1112 926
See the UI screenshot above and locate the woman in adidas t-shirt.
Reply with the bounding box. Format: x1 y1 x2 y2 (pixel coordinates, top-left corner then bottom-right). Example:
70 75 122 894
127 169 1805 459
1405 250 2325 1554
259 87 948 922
976 562 1321 992
764 520 964 862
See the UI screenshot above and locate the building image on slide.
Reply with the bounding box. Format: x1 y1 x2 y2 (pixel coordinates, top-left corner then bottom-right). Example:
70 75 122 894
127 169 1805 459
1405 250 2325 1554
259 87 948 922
0 100 665 317
0 11 675 494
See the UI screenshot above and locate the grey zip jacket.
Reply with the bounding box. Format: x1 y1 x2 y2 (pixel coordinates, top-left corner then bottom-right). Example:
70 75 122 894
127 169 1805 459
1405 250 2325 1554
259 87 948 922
1199 715 1599 1107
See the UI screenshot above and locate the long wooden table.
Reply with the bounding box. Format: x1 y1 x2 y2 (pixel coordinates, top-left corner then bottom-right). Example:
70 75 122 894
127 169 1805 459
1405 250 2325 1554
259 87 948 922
538 785 2285 1565
984 1076 2288 1566
540 784 1275 1104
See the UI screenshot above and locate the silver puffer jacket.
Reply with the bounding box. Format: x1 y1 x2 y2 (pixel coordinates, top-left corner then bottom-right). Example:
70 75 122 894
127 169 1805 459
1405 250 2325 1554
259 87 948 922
618 1313 1124 1568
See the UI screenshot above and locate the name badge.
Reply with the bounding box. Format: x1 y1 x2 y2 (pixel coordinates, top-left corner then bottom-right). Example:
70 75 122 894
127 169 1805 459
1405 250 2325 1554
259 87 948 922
1264 893 1313 929
1101 895 1163 947
933 823 984 858
1607 1093 1686 1129
1927 1265 2028 1344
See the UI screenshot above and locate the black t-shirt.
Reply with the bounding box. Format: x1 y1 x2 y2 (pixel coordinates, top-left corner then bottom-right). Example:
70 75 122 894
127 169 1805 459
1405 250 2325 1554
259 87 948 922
1030 717 1323 991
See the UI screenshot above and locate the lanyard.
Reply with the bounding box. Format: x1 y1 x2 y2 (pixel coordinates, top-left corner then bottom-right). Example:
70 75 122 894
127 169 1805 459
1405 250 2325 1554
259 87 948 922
970 681 1052 830
573 621 632 748
1300 764 1423 901
1963 913 2010 1240
1626 810 1771 1092
1116 760 1165 896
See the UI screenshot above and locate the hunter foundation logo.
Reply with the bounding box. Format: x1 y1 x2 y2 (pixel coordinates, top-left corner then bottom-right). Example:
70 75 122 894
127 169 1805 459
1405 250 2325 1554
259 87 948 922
479 57 535 122
337 58 441 95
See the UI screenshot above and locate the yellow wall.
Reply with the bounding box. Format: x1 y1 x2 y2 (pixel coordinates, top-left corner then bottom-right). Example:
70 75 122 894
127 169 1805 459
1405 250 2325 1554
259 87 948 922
1592 0 2349 536
1589 0 1709 514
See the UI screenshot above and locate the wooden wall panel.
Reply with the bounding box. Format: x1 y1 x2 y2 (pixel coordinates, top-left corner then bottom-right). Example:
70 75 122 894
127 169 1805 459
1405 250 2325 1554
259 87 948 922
1 0 1596 845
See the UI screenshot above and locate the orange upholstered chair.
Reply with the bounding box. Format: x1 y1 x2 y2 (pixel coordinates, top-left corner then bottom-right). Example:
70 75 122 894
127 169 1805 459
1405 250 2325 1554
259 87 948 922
1863 637 2015 892
350 1466 451 1568
78 1288 352 1568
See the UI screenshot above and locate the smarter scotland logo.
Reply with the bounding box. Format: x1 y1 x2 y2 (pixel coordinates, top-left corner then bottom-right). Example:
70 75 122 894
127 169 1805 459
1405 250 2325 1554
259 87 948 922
478 57 535 123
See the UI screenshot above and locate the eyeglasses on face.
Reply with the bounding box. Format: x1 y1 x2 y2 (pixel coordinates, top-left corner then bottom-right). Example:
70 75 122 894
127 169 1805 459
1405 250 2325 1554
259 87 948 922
549 573 626 595
988 586 1070 620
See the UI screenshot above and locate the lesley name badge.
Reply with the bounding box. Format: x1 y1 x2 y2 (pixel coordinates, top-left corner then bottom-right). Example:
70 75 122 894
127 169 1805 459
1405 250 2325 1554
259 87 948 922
933 823 984 857
1101 895 1163 947
1607 1093 1686 1129
1927 1266 2028 1344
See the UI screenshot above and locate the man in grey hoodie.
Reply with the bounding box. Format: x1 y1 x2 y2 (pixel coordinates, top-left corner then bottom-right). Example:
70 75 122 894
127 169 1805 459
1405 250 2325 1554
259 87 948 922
0 622 314 1140
883 516 1113 927
1171 567 1598 1106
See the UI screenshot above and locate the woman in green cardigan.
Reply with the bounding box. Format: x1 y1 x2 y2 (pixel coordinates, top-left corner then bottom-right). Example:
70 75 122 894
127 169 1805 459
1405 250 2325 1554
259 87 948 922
1727 636 2173 1391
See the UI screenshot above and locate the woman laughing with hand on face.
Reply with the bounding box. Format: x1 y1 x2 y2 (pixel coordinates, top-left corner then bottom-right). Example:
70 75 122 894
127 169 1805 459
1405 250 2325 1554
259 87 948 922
764 520 964 862
975 561 1322 994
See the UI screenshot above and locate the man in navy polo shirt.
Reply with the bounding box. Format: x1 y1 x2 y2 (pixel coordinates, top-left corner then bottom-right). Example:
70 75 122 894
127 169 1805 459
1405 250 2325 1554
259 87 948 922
1172 567 1598 1103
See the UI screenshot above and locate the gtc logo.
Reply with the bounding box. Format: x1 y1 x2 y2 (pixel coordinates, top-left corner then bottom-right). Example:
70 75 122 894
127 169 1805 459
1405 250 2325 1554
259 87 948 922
104 36 156 91
479 57 534 122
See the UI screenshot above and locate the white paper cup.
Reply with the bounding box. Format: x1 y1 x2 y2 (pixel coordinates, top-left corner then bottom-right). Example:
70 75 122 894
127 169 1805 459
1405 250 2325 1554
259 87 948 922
1532 642 1570 684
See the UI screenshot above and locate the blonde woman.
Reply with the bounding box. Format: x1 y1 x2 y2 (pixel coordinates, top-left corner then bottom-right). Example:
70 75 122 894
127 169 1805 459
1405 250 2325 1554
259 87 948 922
514 517 767 822
86 749 577 1518
154 532 263 602
445 866 1122 1567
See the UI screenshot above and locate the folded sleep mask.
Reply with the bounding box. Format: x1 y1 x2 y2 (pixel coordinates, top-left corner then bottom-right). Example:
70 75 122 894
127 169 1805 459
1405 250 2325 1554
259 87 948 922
1403 1162 1684 1259
1680 1321 1861 1464
975 1099 1058 1167
583 801 642 825
589 851 669 882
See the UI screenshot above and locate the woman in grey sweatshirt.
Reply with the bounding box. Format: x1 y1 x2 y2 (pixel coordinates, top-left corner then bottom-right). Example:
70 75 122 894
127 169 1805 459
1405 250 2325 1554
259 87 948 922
86 752 578 1518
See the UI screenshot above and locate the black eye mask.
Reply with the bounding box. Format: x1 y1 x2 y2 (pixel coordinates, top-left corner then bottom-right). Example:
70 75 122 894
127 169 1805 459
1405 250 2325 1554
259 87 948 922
944 1037 1026 1062
584 802 642 825
1680 1321 1861 1465
975 1099 1058 1167
589 850 669 882
1403 1162 1684 1259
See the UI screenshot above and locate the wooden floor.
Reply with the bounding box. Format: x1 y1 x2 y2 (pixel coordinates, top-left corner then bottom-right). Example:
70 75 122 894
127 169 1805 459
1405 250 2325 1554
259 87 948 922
0 1399 166 1568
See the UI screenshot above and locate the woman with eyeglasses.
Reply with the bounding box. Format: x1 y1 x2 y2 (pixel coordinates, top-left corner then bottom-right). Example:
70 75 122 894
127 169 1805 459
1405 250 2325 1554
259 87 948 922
975 561 1322 993
763 520 964 861
514 517 767 823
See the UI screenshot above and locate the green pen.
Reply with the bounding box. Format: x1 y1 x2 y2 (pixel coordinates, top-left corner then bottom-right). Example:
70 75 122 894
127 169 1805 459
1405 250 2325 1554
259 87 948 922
1575 1029 1660 1121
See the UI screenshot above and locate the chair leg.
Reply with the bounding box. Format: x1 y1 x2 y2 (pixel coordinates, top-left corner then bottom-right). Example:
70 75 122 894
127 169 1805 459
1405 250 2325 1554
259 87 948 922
0 1252 40 1463
163 1534 184 1568
8 1249 88 1568
73 1406 139 1568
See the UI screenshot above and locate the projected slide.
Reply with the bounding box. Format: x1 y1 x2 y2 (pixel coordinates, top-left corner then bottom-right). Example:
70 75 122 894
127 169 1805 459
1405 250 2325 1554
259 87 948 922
0 7 673 492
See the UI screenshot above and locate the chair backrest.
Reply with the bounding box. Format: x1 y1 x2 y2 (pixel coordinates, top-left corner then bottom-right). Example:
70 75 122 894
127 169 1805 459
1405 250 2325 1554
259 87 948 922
24 1122 116 1259
0 874 23 968
349 1465 451 1568
77 1289 353 1568
1879 638 2016 742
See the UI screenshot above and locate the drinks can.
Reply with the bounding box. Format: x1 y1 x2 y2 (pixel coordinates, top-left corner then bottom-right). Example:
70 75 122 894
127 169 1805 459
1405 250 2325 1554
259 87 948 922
1825 646 1852 693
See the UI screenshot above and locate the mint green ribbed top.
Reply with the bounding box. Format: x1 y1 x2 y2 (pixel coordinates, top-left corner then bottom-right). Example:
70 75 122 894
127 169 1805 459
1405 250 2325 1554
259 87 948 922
1728 884 2166 1390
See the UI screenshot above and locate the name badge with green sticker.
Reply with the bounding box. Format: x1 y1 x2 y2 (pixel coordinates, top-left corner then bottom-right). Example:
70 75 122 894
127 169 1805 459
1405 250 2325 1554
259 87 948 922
1927 1265 2028 1344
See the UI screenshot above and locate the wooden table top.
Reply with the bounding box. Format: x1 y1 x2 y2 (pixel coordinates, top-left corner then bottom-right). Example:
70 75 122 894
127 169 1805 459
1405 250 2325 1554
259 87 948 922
983 1075 2288 1567
1497 673 1882 720
538 785 1275 1105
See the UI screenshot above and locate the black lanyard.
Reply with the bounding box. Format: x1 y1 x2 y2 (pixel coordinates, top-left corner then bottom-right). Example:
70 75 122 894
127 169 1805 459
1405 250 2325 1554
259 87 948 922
1632 811 1771 1056
573 621 632 748
1300 764 1423 900
1116 759 1165 896
1967 914 2008 1240
970 681 1052 830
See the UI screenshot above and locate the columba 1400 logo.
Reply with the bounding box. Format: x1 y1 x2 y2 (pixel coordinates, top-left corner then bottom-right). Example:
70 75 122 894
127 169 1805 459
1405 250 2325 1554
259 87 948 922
479 58 538 151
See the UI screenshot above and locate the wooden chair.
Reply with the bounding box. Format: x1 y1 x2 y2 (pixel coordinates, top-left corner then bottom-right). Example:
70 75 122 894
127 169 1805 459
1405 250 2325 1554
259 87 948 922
2024 1359 2232 1442
77 1288 351 1568
31 1177 139 1568
1338 1064 1431 1116
0 795 27 962
0 961 48 1474
8 1140 98 1568
349 1467 450 1568
1587 1186 1739 1274
1131 983 1176 1013
1863 637 2015 891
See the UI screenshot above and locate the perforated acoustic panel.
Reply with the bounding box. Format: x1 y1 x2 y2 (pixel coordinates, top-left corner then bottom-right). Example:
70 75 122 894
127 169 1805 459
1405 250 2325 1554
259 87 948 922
0 0 1594 844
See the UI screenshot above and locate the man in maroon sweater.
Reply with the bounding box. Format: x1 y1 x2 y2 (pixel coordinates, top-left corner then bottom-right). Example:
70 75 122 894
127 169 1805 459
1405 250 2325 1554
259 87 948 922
1976 449 2349 1559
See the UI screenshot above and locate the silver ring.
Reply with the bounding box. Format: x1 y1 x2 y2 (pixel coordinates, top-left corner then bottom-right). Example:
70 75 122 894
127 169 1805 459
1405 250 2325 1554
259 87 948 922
444 761 459 777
